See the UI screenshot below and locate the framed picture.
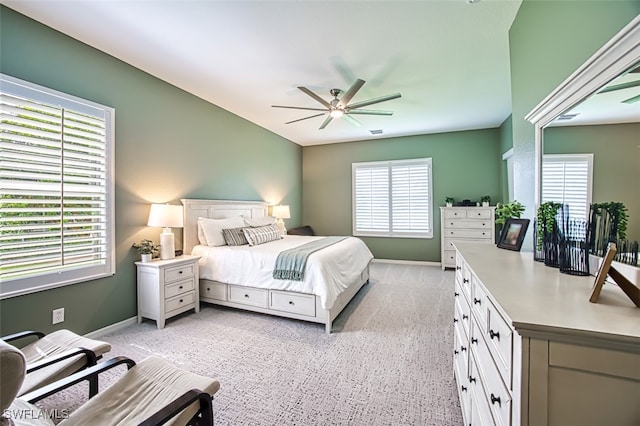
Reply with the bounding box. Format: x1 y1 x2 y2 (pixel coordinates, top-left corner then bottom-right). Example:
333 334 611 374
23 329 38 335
497 218 530 251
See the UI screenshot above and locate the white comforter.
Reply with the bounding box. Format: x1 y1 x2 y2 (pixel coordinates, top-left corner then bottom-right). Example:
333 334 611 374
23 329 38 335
191 235 373 310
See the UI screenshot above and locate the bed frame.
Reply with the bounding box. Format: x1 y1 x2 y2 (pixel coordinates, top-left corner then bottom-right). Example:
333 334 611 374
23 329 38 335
181 199 369 333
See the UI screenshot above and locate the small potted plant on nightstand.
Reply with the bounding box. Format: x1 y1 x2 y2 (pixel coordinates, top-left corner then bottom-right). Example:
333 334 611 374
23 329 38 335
133 239 160 262
445 197 454 207
481 195 491 207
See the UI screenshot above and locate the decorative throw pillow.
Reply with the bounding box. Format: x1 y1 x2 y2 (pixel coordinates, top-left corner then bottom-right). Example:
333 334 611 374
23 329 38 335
222 227 248 246
198 216 246 246
243 216 276 227
242 224 282 246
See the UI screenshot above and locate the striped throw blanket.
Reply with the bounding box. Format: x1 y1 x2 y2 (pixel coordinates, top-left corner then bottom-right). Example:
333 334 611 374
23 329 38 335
273 237 347 281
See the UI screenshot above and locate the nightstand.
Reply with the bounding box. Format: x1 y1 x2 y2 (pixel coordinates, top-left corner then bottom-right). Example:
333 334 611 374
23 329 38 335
135 255 201 329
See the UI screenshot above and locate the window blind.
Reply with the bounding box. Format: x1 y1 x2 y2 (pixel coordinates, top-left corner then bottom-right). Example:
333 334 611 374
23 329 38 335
353 158 432 238
542 154 593 220
1 74 115 299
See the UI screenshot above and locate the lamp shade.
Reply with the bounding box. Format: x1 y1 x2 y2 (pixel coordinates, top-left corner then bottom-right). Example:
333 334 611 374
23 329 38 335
147 204 184 228
272 205 290 219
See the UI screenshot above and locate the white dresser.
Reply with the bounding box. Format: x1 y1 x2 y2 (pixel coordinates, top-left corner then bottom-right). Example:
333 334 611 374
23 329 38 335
136 255 200 329
453 242 640 426
440 206 495 270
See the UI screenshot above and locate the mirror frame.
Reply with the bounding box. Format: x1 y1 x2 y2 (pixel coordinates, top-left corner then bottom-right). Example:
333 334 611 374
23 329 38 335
525 15 640 206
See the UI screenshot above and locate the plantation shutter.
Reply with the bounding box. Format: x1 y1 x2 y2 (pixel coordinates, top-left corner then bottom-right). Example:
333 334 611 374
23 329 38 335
542 154 593 220
353 158 432 238
1 74 114 298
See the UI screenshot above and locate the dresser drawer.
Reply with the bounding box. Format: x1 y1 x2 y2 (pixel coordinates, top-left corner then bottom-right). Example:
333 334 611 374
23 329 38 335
444 219 492 229
455 282 471 338
270 291 316 317
454 317 469 375
445 228 492 239
165 278 194 299
469 354 496 426
200 281 226 301
472 320 512 426
467 209 492 220
487 300 514 386
443 250 457 267
164 263 195 283
229 285 268 308
454 330 471 424
165 291 195 313
444 209 467 219
471 277 490 330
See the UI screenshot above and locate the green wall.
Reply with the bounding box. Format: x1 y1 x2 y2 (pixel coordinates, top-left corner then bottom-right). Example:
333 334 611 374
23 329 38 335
508 0 640 233
544 123 640 242
302 129 502 262
0 6 302 336
499 115 513 203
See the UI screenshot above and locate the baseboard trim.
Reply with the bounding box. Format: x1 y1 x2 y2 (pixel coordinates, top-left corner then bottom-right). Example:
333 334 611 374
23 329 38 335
372 258 441 267
85 317 137 339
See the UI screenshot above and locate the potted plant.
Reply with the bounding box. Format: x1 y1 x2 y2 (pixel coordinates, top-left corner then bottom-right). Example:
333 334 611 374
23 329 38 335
536 201 563 267
445 197 454 207
132 239 160 262
480 195 491 207
495 200 525 226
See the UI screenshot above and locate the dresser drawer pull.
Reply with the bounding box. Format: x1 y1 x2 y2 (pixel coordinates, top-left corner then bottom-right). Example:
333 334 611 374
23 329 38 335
179 299 183 303
179 285 183 290
460 346 467 352
454 350 459 355
473 298 481 305
461 385 467 392
179 270 183 274
463 278 469 283
244 294 250 298
468 375 476 383
456 266 461 270
490 393 501 406
462 314 468 320
454 318 459 323
207 287 210 291
489 329 500 340
471 337 478 344
288 300 294 305
454 292 459 297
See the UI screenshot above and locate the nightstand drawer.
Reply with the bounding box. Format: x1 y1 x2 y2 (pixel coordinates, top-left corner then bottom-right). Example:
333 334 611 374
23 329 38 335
270 291 315 317
229 285 268 308
165 291 195 313
200 281 226 301
166 278 194 299
164 263 195 283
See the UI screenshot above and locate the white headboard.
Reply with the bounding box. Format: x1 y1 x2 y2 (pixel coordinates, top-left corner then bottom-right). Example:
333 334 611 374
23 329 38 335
181 199 269 254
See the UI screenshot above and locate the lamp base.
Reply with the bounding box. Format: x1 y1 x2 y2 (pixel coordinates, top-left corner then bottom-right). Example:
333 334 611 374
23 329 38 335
160 229 175 260
275 218 287 237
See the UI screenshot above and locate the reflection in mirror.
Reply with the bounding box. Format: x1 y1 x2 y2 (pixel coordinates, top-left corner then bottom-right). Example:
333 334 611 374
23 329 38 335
541 61 640 264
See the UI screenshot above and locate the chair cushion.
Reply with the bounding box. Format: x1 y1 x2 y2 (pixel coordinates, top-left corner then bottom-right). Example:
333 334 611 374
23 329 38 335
59 356 220 426
19 330 111 395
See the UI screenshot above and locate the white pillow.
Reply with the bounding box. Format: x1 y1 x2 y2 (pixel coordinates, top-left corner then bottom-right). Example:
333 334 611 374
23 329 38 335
198 216 246 246
196 218 207 245
244 216 276 227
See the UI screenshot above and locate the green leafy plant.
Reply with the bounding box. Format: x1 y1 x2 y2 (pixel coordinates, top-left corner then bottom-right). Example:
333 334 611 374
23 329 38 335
132 239 160 256
481 195 491 203
591 201 628 241
445 197 454 205
536 202 563 250
495 200 525 226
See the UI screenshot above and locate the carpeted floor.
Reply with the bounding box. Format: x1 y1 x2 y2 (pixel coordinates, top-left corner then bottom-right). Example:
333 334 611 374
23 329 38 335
38 262 463 425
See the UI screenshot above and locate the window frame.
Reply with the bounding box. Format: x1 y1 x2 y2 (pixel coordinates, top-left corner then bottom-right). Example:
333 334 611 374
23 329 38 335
0 74 115 299
352 158 433 239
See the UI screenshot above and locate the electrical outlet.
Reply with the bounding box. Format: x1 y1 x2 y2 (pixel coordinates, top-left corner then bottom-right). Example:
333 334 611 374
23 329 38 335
52 308 65 324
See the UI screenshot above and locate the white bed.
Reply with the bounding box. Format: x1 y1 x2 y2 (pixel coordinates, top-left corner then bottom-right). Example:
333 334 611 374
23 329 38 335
181 199 373 333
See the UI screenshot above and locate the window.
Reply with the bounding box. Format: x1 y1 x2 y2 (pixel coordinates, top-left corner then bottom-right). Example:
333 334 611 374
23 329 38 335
1 74 115 299
352 158 433 238
542 154 593 220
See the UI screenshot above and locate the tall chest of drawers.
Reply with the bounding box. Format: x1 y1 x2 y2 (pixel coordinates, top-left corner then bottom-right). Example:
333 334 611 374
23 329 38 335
440 206 495 270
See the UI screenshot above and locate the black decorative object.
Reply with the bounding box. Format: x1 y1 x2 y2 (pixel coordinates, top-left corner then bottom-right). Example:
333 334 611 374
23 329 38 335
536 202 563 268
587 202 637 266
533 219 545 262
557 205 589 276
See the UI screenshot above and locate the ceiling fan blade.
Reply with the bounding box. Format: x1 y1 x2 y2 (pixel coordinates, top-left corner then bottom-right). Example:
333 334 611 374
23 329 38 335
318 115 333 130
338 79 365 108
342 114 361 127
285 113 326 125
347 109 394 116
298 86 332 108
347 93 402 110
598 80 640 94
272 105 327 112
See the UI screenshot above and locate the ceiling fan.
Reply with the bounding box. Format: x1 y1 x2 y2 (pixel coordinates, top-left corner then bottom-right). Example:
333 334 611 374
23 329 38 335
272 79 401 129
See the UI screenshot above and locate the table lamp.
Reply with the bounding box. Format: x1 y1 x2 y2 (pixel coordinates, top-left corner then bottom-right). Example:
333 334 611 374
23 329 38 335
147 203 184 260
271 205 290 236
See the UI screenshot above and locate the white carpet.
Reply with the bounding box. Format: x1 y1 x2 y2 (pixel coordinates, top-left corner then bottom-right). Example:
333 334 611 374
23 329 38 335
39 263 463 425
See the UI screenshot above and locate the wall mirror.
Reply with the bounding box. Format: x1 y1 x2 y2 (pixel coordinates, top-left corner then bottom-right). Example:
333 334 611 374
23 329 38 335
526 15 640 265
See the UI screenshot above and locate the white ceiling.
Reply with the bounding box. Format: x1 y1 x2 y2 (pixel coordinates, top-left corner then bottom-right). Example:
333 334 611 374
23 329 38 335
4 0 525 146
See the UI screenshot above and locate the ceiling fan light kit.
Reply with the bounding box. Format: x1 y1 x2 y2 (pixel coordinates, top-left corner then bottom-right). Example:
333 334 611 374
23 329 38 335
272 78 401 130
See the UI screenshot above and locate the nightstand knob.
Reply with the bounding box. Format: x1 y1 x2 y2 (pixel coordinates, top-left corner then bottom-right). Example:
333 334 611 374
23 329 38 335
179 285 183 289
179 270 183 274
207 287 210 291
179 299 183 303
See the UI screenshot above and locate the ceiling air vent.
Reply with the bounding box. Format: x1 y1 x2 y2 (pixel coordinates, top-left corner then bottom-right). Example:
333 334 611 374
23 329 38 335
557 113 579 121
370 129 383 135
